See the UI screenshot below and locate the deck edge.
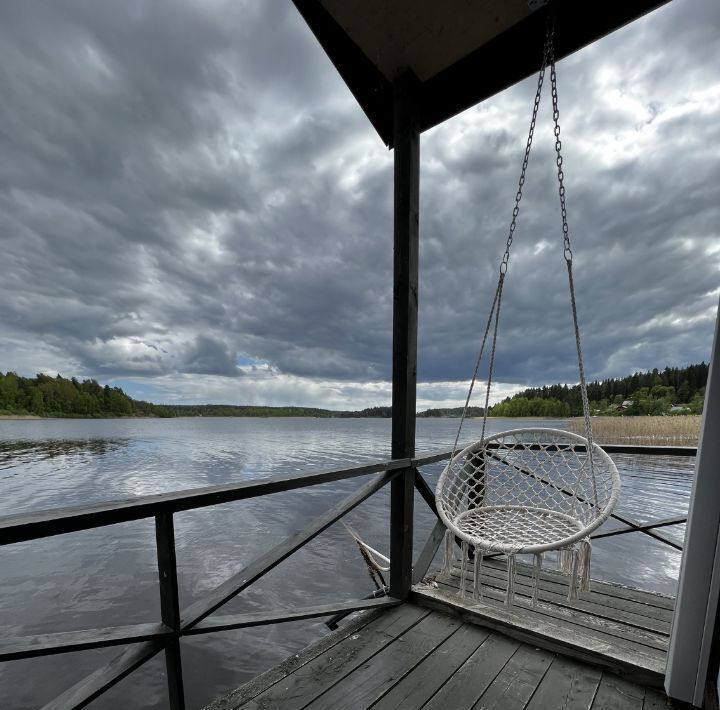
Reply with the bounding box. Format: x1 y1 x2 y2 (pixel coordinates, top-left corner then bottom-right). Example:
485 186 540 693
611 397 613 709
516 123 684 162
410 586 667 689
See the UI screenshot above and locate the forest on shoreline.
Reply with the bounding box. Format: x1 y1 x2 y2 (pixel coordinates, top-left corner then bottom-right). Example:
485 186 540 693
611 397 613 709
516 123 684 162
488 363 707 417
0 364 707 419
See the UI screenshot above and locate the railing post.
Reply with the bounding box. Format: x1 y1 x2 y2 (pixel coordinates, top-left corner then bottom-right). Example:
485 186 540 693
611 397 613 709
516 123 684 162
390 72 420 600
155 512 185 710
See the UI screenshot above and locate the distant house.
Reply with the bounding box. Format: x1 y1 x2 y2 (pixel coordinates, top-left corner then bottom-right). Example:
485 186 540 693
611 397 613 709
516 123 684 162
620 399 634 409
670 405 689 413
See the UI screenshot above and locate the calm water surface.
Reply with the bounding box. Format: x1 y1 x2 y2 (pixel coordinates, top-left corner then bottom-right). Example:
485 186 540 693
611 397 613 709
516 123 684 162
0 417 694 709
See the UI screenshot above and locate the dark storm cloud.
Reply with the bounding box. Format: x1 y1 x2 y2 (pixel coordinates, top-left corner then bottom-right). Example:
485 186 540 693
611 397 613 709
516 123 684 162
182 335 240 377
417 0 720 387
0 0 717 404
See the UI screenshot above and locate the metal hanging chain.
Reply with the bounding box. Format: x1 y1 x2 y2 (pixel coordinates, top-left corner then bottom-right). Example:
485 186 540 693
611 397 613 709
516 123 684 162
454 18 597 508
451 34 550 460
547 22 598 505
547 26 593 439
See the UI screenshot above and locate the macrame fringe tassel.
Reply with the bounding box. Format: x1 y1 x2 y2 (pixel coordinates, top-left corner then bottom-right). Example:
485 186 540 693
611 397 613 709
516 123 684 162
473 548 484 602
554 543 591 601
568 547 580 600
505 553 517 606
532 552 542 606
566 540 592 600
459 541 469 599
443 530 454 575
578 539 592 593
558 547 574 575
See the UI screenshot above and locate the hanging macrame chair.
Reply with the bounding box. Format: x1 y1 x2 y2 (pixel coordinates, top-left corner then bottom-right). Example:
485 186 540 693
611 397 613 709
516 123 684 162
435 20 620 606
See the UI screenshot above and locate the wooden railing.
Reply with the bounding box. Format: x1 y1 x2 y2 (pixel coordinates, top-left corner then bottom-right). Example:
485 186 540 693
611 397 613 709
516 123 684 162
0 444 695 709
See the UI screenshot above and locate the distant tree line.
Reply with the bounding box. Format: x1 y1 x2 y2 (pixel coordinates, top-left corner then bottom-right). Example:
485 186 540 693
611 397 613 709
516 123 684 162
417 406 485 418
163 404 395 418
0 373 406 419
489 363 708 417
0 372 171 418
1 363 707 419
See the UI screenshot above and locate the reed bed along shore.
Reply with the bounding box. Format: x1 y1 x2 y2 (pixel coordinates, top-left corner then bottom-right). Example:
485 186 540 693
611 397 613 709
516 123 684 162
568 415 701 446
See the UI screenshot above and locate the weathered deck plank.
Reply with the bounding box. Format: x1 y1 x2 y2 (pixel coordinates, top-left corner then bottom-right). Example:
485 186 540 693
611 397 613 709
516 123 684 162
456 560 675 625
202 606 382 710
593 672 646 709
370 623 489 710
454 556 675 611
413 584 667 686
204 601 685 710
474 644 554 710
411 557 674 688
643 687 678 709
237 603 429 710
434 574 670 649
525 655 602 709
422 633 521 710
470 645 555 710
304 612 461 709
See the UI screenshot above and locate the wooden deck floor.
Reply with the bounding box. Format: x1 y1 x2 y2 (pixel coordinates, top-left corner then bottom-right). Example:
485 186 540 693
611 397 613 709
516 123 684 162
412 557 675 688
204 600 682 710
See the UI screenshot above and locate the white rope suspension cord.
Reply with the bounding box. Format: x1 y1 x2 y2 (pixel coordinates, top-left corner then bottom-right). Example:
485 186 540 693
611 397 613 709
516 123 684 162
547 23 598 508
452 42 549 459
436 19 621 607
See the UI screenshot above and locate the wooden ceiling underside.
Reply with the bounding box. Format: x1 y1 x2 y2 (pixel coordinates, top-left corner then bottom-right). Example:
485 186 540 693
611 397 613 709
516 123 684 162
292 0 671 147
320 0 534 83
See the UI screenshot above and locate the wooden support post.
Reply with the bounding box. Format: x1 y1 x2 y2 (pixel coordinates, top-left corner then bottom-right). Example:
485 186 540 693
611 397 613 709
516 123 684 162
390 73 420 600
667 296 720 706
155 512 185 710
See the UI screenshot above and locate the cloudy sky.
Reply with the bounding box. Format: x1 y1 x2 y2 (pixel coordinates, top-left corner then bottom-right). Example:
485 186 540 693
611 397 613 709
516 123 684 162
0 0 718 409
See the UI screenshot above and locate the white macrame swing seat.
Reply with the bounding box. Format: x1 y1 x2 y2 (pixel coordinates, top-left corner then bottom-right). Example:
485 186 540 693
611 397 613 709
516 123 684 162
436 428 620 605
433 21 621 607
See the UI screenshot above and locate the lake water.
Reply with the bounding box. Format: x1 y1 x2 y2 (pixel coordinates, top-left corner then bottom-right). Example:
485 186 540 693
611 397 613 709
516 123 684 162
0 417 695 709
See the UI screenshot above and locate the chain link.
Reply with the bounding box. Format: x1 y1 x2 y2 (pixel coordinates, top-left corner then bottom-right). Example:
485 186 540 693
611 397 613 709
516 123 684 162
455 16 596 499
500 39 549 275
453 32 551 457
547 25 572 263
547 19 597 501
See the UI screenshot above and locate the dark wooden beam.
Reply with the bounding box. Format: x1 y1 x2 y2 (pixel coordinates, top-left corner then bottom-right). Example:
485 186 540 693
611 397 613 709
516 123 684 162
412 520 448 585
186 597 401 634
391 74 420 462
324 586 390 630
40 642 163 710
0 458 408 546
292 1 669 146
0 623 171 663
608 511 684 551
412 448 457 466
290 0 393 145
599 444 696 457
155 513 185 710
591 516 687 542
181 469 399 629
418 1 670 135
413 469 439 518
0 445 694 548
390 73 420 599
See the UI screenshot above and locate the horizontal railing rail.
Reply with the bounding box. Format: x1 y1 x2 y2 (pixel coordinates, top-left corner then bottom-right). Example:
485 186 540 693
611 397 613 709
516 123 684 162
0 443 696 709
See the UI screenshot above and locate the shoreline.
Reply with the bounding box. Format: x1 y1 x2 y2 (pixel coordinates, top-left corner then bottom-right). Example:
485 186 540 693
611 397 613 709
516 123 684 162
0 415 43 420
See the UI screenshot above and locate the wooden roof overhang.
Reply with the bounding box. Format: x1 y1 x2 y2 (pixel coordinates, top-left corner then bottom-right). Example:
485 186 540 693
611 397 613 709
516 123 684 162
292 0 671 147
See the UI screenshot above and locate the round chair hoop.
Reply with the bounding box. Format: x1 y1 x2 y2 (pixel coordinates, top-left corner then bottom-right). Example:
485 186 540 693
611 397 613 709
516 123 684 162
436 428 621 556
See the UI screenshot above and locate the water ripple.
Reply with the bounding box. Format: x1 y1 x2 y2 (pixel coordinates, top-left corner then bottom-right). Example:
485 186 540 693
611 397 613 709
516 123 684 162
0 417 695 709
